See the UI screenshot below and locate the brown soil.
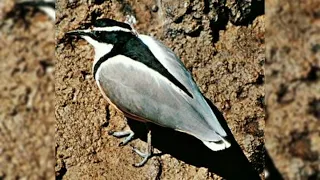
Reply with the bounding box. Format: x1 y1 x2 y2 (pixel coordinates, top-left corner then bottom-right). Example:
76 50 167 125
1 0 319 179
0 1 55 179
55 0 264 179
265 0 320 179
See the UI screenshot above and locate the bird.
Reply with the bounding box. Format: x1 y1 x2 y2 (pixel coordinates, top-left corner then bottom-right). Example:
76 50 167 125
66 18 231 167
16 0 55 20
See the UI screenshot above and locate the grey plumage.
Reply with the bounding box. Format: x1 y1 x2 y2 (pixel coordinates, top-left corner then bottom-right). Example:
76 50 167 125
67 18 231 165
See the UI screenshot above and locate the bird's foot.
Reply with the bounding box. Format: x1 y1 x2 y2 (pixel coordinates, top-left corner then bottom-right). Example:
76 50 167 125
108 130 134 146
132 147 152 167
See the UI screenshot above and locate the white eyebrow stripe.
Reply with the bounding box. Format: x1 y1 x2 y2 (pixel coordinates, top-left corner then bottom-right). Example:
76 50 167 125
92 26 132 32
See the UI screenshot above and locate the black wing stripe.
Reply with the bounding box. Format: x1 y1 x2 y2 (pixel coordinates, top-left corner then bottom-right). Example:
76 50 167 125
93 31 193 98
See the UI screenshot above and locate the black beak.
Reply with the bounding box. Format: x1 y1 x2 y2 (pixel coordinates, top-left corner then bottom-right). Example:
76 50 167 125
65 30 88 37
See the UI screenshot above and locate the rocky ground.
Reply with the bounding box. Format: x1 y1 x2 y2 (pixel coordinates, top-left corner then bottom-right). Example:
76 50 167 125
0 1 55 179
265 0 320 179
55 0 264 179
1 0 318 179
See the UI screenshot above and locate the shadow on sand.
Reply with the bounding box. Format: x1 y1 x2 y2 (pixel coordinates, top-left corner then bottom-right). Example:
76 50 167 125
126 98 261 179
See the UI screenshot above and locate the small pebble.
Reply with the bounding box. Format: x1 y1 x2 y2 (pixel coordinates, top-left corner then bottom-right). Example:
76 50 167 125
151 5 158 12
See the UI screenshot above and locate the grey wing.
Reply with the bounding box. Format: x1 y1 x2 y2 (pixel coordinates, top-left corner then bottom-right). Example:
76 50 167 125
138 35 227 137
97 55 223 141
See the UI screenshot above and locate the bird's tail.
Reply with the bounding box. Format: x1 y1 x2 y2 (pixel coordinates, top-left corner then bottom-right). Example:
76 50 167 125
202 137 231 151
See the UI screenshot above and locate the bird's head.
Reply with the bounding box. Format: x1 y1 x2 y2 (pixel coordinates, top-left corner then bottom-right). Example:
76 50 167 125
66 18 135 63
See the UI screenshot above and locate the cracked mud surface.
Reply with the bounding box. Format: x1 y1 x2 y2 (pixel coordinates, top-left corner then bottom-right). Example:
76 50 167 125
55 0 264 179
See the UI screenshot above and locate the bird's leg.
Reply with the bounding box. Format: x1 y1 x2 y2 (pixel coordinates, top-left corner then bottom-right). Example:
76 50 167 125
132 129 153 167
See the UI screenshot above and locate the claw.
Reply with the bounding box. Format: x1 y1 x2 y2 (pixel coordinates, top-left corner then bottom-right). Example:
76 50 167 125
119 132 134 146
108 130 135 146
132 148 152 167
133 148 148 157
109 126 154 167
108 130 115 135
131 130 153 167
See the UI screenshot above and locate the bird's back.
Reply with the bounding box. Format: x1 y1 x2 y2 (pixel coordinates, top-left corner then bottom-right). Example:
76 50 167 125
95 33 228 143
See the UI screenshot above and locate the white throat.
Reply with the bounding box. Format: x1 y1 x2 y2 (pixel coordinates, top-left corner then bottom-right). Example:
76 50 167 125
82 36 114 66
